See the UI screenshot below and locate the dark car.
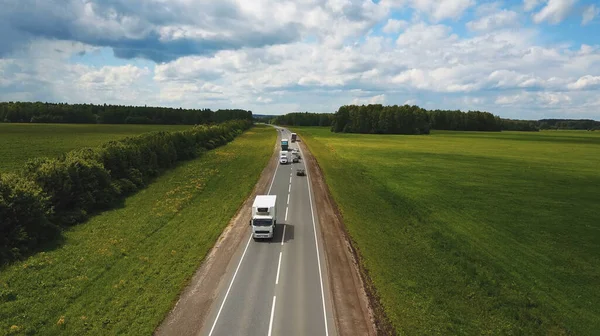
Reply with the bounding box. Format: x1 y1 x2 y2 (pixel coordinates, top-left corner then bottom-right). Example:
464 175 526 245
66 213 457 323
296 168 306 176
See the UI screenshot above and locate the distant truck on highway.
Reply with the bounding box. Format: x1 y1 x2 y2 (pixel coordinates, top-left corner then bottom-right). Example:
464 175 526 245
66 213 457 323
250 195 277 239
281 138 289 151
291 133 297 142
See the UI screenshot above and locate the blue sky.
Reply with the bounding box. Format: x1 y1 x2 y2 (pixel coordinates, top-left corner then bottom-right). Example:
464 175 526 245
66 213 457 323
1 0 599 119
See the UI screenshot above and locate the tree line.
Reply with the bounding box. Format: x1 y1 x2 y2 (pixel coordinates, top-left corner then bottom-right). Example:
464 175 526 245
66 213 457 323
0 102 253 125
331 105 432 134
500 119 540 131
272 105 502 134
0 120 253 265
538 119 600 130
271 112 334 127
272 105 600 133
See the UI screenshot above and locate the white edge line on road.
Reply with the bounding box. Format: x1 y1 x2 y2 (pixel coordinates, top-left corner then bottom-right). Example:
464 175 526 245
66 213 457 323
268 296 277 336
208 139 280 336
207 232 252 336
298 142 329 336
276 252 282 285
285 207 289 221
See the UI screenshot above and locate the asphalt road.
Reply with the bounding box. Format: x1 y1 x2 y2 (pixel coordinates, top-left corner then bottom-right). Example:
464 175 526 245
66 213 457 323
199 127 336 336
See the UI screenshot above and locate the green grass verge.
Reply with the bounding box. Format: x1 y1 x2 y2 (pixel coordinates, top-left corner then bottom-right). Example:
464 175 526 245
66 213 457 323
0 123 192 173
293 127 600 335
0 125 276 335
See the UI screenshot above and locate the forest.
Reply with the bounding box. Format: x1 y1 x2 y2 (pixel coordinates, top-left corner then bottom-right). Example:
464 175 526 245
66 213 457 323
274 105 502 134
0 102 253 125
272 105 600 134
271 112 333 126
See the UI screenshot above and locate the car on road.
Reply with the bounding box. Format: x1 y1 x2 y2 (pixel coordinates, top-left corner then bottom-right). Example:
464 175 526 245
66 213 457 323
296 168 306 176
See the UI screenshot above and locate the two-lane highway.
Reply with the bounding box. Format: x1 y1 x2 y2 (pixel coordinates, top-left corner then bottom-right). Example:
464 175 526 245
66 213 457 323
200 127 336 336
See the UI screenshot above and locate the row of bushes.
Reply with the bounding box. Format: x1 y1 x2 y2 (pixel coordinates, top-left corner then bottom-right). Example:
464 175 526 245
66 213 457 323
0 120 253 264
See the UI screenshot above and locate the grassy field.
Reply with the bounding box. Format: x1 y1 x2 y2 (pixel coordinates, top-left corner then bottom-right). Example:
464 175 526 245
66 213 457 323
294 128 600 335
0 123 192 173
0 125 276 335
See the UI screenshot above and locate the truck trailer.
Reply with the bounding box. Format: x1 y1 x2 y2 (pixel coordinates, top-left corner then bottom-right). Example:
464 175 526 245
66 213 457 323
250 195 277 239
281 138 289 151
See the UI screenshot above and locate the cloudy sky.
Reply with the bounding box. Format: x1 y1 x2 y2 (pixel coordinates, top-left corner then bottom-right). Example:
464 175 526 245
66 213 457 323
1 0 599 119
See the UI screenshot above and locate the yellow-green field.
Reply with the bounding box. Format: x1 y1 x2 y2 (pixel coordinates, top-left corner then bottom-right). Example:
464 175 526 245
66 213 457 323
0 123 192 173
0 125 276 335
294 127 600 335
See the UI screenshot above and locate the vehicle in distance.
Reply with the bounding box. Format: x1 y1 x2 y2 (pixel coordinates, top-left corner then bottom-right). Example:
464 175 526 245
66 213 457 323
296 168 306 176
279 150 289 164
291 133 297 142
281 138 289 151
250 195 277 239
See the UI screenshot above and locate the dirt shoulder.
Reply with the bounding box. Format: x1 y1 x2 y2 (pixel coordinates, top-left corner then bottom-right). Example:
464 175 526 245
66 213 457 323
154 138 279 336
298 138 383 336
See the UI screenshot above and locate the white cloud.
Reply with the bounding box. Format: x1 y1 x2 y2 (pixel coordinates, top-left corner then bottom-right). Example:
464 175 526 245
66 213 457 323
256 96 273 103
582 4 599 25
524 0 542 12
495 91 571 105
407 0 476 22
567 75 600 90
467 9 519 31
79 65 150 87
382 19 408 34
1 1 600 119
532 0 576 24
396 22 458 47
158 82 228 102
351 94 386 105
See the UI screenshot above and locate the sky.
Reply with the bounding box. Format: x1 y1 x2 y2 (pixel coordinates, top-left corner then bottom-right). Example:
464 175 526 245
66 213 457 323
1 0 599 119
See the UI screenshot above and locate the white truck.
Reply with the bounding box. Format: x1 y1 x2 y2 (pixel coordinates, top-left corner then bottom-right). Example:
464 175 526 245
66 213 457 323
250 195 277 239
279 150 289 164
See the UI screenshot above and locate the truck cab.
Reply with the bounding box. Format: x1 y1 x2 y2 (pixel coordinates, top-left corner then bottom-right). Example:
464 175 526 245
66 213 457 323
281 138 289 151
250 195 277 239
279 150 289 164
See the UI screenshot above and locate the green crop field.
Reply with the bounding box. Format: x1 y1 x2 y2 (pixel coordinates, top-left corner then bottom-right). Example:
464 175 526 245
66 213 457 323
0 125 276 335
294 127 600 335
0 123 192 173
